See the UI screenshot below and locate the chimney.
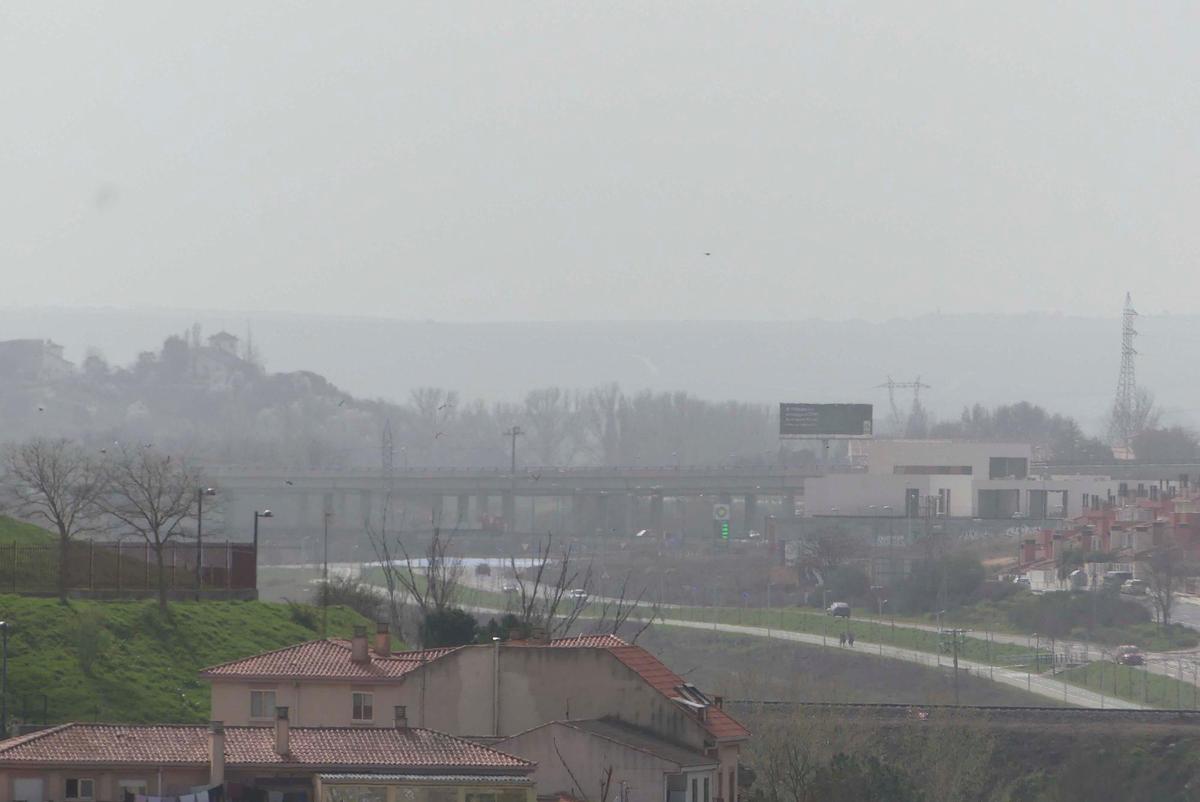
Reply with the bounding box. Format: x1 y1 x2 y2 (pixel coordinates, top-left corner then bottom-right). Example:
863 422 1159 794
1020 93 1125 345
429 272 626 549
375 621 391 657
394 705 408 729
351 625 369 664
275 706 290 756
208 721 225 786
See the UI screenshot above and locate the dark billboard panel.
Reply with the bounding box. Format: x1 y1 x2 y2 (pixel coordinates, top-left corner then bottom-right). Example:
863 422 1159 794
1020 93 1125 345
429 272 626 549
779 403 873 437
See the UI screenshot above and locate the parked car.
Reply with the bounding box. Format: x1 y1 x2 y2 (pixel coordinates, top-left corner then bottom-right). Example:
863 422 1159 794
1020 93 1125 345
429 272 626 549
827 602 851 618
501 583 518 594
1115 645 1145 666
1120 579 1148 596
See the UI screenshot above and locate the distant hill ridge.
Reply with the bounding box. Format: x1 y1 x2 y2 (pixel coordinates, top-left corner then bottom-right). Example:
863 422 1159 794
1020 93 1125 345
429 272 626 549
1 306 1196 432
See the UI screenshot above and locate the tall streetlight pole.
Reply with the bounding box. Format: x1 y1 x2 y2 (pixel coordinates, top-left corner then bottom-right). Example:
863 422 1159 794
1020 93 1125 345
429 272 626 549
503 427 524 474
0 621 9 738
253 509 273 590
196 487 216 600
323 509 333 636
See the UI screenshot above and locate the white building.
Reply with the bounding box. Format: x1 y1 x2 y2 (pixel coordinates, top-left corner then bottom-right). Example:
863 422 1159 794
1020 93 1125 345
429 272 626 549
806 440 1123 520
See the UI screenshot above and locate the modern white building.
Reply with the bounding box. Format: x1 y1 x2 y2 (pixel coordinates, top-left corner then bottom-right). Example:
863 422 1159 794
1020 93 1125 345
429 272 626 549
807 440 1123 520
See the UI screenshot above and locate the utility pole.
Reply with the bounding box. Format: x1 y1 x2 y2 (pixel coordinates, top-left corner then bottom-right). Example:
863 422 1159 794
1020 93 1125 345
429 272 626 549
1108 292 1139 449
503 427 524 474
323 509 332 636
946 628 968 705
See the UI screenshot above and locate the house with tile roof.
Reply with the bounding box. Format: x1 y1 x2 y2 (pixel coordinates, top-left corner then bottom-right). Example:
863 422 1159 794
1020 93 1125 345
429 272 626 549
0 706 534 802
200 628 747 802
497 718 719 802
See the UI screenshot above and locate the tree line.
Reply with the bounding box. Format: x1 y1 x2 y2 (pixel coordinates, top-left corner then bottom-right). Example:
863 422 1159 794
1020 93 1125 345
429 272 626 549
3 437 209 610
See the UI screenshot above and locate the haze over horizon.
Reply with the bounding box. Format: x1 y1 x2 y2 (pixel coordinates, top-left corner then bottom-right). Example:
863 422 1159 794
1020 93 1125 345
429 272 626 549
4 3 1199 322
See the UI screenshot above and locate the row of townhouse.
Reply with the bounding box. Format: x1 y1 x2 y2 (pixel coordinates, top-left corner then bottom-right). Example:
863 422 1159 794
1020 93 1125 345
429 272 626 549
0 626 748 802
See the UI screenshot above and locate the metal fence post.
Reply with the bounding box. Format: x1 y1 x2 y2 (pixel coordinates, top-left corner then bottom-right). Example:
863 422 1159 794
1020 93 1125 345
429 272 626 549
116 541 122 593
226 541 232 590
89 541 95 591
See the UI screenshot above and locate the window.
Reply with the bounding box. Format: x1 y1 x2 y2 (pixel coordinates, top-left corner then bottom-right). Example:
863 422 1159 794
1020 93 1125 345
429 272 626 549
119 782 147 802
65 779 95 801
691 778 698 802
250 689 276 719
352 691 374 722
703 778 709 802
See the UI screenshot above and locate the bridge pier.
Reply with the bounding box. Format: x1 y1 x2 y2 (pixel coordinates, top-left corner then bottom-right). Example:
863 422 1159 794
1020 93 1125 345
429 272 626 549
431 494 445 527
475 494 490 523
744 493 758 536
650 493 664 536
502 492 516 533
623 493 636 536
456 494 470 527
596 494 610 537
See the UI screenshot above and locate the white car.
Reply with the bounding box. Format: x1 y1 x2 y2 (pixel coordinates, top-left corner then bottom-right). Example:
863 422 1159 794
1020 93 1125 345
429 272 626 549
568 588 589 601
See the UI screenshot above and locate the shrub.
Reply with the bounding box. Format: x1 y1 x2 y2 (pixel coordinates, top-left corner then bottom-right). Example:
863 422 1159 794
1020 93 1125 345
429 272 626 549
1006 590 1149 639
313 575 381 622
76 608 111 676
420 607 479 647
287 601 319 631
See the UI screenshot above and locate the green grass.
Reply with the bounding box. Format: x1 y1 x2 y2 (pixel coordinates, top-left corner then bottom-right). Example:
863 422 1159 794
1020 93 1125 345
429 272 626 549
0 596 379 726
1060 661 1200 709
0 516 56 545
666 605 1041 667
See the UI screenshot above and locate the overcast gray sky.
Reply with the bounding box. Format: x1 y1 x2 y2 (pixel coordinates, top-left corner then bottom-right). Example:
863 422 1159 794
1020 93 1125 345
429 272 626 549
2 2 1196 322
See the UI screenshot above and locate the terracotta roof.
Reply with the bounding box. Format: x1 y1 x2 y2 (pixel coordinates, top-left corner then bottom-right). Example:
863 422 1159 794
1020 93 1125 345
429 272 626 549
513 719 716 769
548 636 750 741
0 725 533 772
200 640 460 681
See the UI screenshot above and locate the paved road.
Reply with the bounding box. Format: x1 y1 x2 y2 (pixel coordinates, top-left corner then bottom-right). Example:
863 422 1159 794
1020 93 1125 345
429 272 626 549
294 563 1147 708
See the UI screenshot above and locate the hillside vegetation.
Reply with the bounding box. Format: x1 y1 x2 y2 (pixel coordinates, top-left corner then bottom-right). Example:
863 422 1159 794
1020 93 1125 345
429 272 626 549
0 596 374 726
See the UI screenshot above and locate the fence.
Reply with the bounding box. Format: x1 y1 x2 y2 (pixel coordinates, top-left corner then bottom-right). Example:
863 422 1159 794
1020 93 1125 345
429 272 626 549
0 540 257 598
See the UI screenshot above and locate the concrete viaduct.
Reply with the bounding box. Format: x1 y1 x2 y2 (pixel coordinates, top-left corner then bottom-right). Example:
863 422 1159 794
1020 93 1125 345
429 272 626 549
200 464 819 543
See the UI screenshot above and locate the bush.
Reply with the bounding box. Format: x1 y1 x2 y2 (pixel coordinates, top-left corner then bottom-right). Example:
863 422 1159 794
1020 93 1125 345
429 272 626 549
1006 590 1149 639
76 608 111 676
420 608 479 647
893 554 986 613
826 565 871 602
287 601 319 631
312 575 381 622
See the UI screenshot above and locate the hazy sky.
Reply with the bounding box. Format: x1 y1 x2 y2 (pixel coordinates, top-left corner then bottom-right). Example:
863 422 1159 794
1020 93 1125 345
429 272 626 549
2 3 1196 322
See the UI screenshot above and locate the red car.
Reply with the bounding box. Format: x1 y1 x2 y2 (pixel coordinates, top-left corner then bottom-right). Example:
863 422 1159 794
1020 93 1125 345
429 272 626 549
1115 645 1145 666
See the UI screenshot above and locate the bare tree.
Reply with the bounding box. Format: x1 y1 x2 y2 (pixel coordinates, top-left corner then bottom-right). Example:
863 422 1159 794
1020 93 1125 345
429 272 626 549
3 438 107 601
98 446 201 611
1145 544 1180 627
511 534 593 637
391 527 464 619
364 491 406 640
553 737 617 802
591 570 660 643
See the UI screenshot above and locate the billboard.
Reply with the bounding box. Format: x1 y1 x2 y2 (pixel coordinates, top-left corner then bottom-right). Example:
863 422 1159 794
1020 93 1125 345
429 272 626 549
779 403 873 438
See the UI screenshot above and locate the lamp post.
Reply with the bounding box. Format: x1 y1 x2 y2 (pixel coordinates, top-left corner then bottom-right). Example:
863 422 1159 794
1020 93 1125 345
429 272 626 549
0 621 9 738
323 510 333 636
196 487 217 600
253 510 273 585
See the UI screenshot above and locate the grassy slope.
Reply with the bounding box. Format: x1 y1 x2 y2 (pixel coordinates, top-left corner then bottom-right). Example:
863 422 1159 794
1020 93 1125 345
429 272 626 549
0 596 376 726
0 516 57 545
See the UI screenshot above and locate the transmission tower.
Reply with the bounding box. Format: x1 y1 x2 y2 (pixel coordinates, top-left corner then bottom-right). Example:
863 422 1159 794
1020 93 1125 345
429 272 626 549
877 376 931 435
1108 292 1139 448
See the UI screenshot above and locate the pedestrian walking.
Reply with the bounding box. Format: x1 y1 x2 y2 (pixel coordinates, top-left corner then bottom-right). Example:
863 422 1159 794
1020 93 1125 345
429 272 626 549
839 632 846 647
848 631 855 647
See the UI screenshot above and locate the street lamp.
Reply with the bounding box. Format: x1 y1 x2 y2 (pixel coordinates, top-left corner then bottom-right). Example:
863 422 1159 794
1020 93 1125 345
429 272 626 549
196 487 217 599
252 508 274 597
0 621 9 738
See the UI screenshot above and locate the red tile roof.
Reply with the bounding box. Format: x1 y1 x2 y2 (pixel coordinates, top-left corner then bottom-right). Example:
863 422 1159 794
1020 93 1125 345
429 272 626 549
200 640 460 681
549 635 750 741
0 724 533 771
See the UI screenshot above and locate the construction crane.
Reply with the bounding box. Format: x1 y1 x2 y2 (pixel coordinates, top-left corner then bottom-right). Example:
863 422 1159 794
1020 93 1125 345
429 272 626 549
877 376 931 436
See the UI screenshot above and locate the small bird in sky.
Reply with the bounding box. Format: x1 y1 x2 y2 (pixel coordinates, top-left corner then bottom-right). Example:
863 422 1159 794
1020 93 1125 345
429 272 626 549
434 431 446 439
338 399 346 407
530 472 542 482
285 480 294 486
437 403 454 411
704 252 711 256
37 405 45 412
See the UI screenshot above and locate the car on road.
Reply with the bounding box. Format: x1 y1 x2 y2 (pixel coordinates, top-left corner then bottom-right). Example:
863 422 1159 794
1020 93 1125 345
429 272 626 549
1120 579 1148 596
568 588 589 601
827 602 851 618
1115 645 1145 666
501 583 518 594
